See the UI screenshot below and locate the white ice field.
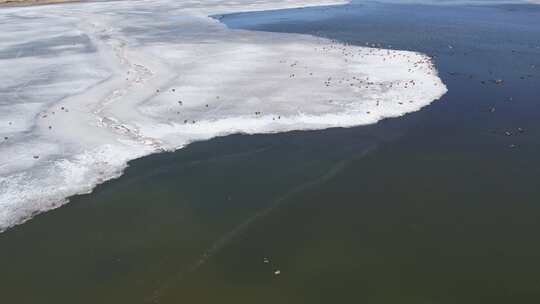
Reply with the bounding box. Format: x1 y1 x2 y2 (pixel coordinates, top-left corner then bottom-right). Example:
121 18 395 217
0 0 447 232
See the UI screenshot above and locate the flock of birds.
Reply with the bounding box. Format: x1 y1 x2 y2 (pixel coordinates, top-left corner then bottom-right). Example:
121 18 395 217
151 39 439 127
1 38 537 160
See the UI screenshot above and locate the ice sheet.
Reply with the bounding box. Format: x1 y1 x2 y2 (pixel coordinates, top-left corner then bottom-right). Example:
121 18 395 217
0 0 447 232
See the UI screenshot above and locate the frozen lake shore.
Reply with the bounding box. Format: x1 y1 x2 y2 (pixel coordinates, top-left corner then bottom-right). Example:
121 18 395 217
0 0 446 232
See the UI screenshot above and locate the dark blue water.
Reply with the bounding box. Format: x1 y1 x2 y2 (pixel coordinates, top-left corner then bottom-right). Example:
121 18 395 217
1 2 539 303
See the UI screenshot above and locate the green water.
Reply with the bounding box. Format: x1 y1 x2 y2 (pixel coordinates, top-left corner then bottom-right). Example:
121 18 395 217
2 1 540 303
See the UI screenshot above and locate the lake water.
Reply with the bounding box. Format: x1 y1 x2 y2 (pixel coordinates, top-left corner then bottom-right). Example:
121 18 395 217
1 1 539 303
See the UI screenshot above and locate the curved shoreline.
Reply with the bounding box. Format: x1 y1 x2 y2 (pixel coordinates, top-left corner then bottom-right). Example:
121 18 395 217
0 0 446 232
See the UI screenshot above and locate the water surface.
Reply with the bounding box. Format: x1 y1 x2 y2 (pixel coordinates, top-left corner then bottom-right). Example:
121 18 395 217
1 1 540 303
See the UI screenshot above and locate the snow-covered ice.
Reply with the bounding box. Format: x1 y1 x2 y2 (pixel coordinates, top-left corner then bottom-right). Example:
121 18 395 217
0 0 447 232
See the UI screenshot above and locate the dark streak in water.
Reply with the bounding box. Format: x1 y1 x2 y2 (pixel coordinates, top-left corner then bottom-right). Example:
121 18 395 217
148 145 377 302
